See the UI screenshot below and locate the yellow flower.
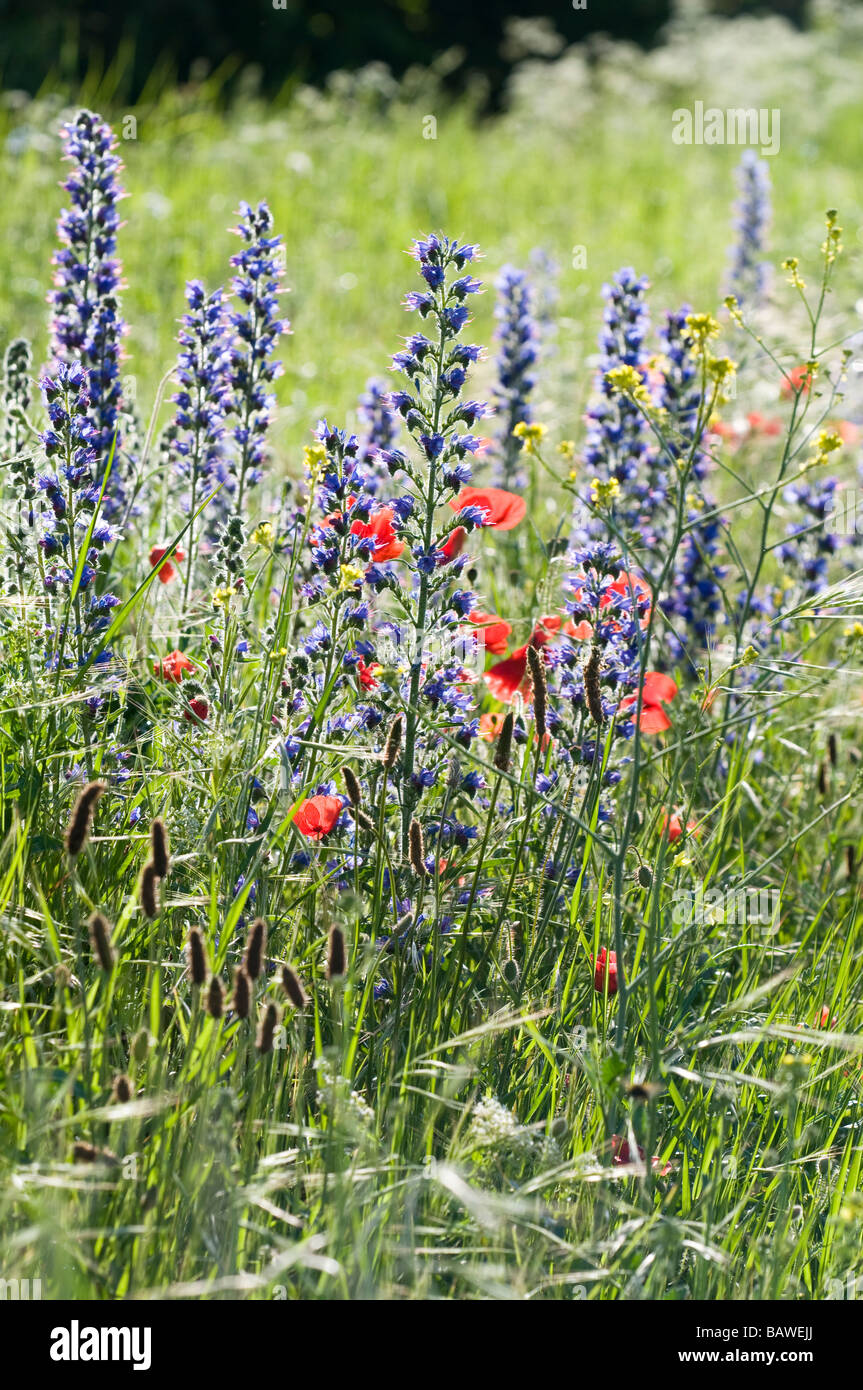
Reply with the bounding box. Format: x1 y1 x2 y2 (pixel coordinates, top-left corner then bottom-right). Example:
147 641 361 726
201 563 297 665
821 209 843 265
605 365 650 404
683 313 721 356
557 439 576 460
303 442 327 476
590 476 620 507
782 256 806 291
513 421 547 454
723 294 743 326
706 356 737 384
808 428 843 469
337 562 365 592
212 585 234 609
251 522 274 547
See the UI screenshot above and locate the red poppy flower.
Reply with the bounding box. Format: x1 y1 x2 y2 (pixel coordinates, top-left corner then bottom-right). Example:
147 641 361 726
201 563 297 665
356 658 380 690
781 364 813 399
154 649 195 683
593 947 618 996
439 526 467 564
478 711 507 742
746 411 781 437
620 671 678 733
350 507 404 562
149 545 185 584
449 486 526 531
292 794 343 841
468 610 512 656
184 696 209 724
817 1005 837 1029
662 812 698 843
611 1135 671 1175
484 616 561 702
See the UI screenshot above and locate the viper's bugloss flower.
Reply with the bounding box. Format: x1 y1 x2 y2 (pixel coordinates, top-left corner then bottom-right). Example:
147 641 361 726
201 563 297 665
154 649 195 682
449 486 526 531
593 946 618 996
226 200 288 510
726 150 771 309
49 111 134 519
293 794 343 840
168 279 232 553
491 265 537 489
572 268 653 549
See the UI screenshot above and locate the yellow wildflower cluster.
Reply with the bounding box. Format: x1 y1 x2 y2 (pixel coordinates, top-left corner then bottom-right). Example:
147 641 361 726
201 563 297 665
821 209 843 266
590 477 621 507
251 522 274 547
605 364 650 404
808 428 843 468
683 313 721 357
782 257 806 291
513 420 547 454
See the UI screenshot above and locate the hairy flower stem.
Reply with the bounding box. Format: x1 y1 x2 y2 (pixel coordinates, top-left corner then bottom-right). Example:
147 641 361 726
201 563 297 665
400 308 450 857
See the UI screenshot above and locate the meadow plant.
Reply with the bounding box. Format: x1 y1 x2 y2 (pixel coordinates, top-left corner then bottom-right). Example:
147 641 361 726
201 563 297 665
1 107 862 1305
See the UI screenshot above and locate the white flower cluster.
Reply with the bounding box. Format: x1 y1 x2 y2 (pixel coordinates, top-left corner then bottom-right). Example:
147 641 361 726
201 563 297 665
466 1096 558 1163
315 1058 375 1128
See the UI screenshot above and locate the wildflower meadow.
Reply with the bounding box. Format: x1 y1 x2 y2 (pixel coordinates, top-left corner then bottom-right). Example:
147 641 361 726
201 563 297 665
2 2 863 1323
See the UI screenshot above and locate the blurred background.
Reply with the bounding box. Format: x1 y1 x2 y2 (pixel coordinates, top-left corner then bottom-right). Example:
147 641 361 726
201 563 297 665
1 1 812 105
1 0 861 455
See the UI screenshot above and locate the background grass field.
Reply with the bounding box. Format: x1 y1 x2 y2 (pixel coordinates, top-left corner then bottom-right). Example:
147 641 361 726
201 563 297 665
3 6 863 1304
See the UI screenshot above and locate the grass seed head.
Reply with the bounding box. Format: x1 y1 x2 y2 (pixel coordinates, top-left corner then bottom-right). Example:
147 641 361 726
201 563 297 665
256 1001 281 1053
383 714 403 770
327 924 346 981
281 964 308 1009
139 861 159 918
342 766 362 807
527 645 547 740
493 711 515 773
150 817 170 878
65 780 107 856
87 911 115 973
232 967 252 1019
585 648 605 727
408 818 426 877
243 917 268 980
206 974 225 1019
186 926 208 986
112 1074 133 1104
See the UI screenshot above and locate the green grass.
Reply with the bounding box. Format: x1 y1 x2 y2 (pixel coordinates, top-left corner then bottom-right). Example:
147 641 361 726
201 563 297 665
2 40 863 1302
